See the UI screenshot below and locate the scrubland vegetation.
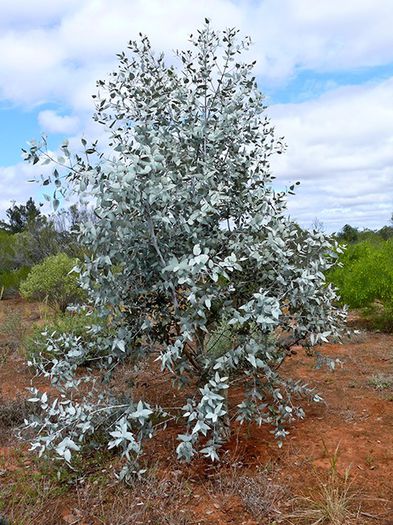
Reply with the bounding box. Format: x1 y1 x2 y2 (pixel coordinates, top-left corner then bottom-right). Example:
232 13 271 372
0 21 392 525
328 222 393 332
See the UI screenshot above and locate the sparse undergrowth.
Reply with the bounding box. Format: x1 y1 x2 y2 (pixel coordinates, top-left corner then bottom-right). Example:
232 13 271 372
75 473 195 525
363 304 393 333
0 457 195 525
0 310 27 347
289 450 360 525
367 373 393 391
0 473 64 525
0 310 27 357
23 310 105 363
211 464 287 522
0 397 33 430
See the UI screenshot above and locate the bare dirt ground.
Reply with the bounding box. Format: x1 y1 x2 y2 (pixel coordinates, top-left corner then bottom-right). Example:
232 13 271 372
0 298 392 524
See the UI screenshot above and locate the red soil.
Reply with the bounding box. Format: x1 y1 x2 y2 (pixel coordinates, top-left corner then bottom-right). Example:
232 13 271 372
0 298 392 524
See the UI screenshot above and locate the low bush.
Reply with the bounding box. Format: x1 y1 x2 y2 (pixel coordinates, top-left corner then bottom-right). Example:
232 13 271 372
19 253 85 311
367 373 393 391
0 267 30 298
328 239 393 331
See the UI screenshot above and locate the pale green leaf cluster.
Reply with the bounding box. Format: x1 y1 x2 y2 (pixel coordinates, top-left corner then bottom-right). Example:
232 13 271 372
23 22 346 472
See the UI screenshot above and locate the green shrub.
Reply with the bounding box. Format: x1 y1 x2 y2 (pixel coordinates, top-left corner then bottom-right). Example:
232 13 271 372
328 240 393 308
328 239 393 331
0 267 30 297
20 253 85 311
0 229 14 264
0 230 29 297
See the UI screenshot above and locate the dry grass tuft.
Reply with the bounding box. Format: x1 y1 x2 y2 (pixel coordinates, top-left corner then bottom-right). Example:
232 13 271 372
288 446 361 525
0 476 63 525
0 397 32 430
75 470 195 525
211 465 286 522
291 473 359 525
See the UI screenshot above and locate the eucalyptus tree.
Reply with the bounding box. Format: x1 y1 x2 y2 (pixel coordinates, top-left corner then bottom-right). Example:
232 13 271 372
24 21 346 475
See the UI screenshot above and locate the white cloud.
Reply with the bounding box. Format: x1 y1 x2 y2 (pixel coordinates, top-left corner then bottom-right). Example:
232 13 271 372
269 78 393 230
0 0 80 30
38 110 79 134
0 0 393 229
0 163 46 212
0 0 242 109
1 0 393 109
249 0 393 82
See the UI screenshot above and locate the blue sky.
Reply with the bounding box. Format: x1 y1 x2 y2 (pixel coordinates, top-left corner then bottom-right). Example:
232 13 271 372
0 104 68 166
265 63 393 104
0 0 392 231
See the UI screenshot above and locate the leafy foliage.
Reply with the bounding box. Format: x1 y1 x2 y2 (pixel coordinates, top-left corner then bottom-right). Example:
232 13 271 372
24 311 103 362
328 239 393 331
0 230 24 297
336 224 359 244
23 23 345 473
0 230 14 265
0 267 30 297
20 253 84 311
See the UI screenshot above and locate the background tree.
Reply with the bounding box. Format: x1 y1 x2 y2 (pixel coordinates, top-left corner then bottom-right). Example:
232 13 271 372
24 23 345 473
337 224 359 243
0 197 43 233
378 225 393 241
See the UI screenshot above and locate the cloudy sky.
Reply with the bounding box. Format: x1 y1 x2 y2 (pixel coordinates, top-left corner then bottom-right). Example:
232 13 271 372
0 0 392 232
